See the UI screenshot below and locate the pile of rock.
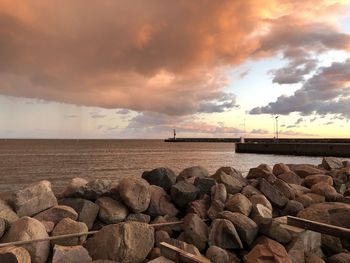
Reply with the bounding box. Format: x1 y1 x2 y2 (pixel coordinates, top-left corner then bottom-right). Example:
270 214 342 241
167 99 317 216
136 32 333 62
0 157 350 262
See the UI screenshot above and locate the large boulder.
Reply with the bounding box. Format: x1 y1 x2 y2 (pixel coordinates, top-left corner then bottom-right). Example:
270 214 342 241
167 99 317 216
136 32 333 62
322 157 344 170
14 180 57 217
170 181 200 208
304 174 333 188
0 199 19 225
211 171 242 194
225 193 252 216
61 178 112 200
96 197 128 224
58 198 99 230
118 177 151 213
273 163 291 176
247 164 275 180
259 220 292 244
291 164 325 178
272 179 295 200
183 213 208 251
86 222 154 263
278 171 302 185
218 211 258 246
311 182 339 201
59 178 88 198
52 245 92 263
1 217 50 263
194 177 216 196
214 167 247 186
208 219 243 249
0 246 31 263
250 204 272 226
51 218 88 246
259 179 288 208
249 194 272 211
146 185 178 217
142 167 176 191
178 166 209 181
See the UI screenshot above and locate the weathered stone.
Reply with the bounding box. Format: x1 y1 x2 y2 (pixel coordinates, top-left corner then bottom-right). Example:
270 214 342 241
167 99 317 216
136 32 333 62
225 193 252 216
291 164 325 178
281 200 304 216
183 213 208 251
311 182 339 201
187 196 210 219
296 194 314 208
142 167 177 191
250 204 272 225
241 185 261 198
305 253 325 263
51 218 88 246
0 246 31 263
287 236 305 263
343 161 350 168
148 248 162 260
148 256 174 263
0 218 4 239
244 237 292 263
273 179 295 200
170 181 199 208
207 200 225 220
259 179 288 208
178 166 209 181
304 174 333 188
125 213 151 223
194 177 216 195
273 163 291 176
260 220 292 244
83 179 113 200
14 180 57 217
322 234 343 256
96 196 128 224
249 194 273 211
278 171 302 185
322 157 344 170
329 208 350 228
214 167 247 186
160 238 203 262
246 165 275 180
328 253 350 263
211 171 242 194
60 178 88 198
58 198 99 230
208 219 243 249
218 211 258 246
118 177 151 213
155 230 170 247
205 246 230 263
33 205 78 232
305 193 326 204
1 217 49 263
86 222 154 263
151 216 173 236
0 199 19 225
210 184 227 203
52 245 92 263
147 185 178 217
290 184 311 197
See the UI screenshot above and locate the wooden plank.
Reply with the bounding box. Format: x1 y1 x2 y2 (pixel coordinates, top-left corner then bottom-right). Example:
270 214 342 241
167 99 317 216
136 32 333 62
160 242 210 263
287 216 350 240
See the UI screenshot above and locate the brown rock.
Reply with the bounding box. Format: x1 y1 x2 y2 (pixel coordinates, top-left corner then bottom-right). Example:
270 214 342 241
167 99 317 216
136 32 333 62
250 204 272 225
178 166 209 181
0 199 19 225
311 182 339 201
290 184 311 197
304 174 333 188
305 193 326 204
273 163 291 176
206 246 239 263
194 177 216 196
96 196 128 224
0 218 5 239
125 213 151 223
52 245 92 263
328 253 350 263
281 200 304 216
155 230 170 247
259 178 288 208
148 256 174 263
305 253 325 263
170 181 200 208
247 165 275 180
278 171 302 185
296 194 314 208
147 185 179 217
214 167 247 186
142 167 176 191
211 171 242 194
208 219 243 249
118 177 151 213
241 185 261 198
249 194 272 211
225 193 252 216
291 164 325 178
160 238 204 262
59 178 88 198
207 200 225 220
259 220 292 244
183 213 208 251
273 179 295 199
14 180 58 217
322 234 343 256
211 184 227 203
0 246 31 263
187 197 210 219
322 157 344 170
51 218 88 246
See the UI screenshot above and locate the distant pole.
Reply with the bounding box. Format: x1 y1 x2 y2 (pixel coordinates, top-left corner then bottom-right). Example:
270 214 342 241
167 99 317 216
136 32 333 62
173 129 176 141
275 116 279 142
244 117 246 138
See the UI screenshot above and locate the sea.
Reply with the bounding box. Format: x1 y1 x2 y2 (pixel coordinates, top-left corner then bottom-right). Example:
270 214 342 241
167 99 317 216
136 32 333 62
0 139 339 193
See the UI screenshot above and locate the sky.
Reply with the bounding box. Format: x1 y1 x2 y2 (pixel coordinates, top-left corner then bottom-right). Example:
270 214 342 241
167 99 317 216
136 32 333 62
0 0 350 139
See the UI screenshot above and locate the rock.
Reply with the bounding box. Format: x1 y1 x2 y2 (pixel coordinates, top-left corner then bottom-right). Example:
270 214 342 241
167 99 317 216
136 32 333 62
0 246 31 263
142 167 176 191
160 238 203 261
170 181 200 208
322 157 344 170
210 184 227 203
218 211 258 246
287 236 305 263
118 177 151 213
281 200 304 216
305 193 326 204
60 178 88 198
249 194 273 211
214 167 247 186
0 218 5 239
51 218 88 246
33 205 78 232
305 253 325 263
244 237 292 263
291 164 325 178
183 213 208 251
148 248 162 260
278 171 302 185
83 179 113 200
96 196 128 224
296 194 314 208
208 219 243 249
125 213 151 223
259 178 288 208
260 220 292 244
52 245 92 263
290 184 311 197
207 200 225 220
250 204 272 225
241 185 261 198
194 177 216 195
311 182 339 201
151 216 173 236
273 179 295 199
225 193 252 216
178 166 209 181
148 256 174 263
211 171 242 194
0 199 19 225
343 161 350 167
86 222 154 263
205 246 230 263
14 180 57 217
329 208 350 228
328 253 350 263
187 197 210 219
273 163 291 176
246 165 274 180
322 234 343 256
58 198 99 230
147 185 179 217
1 217 49 263
304 174 333 188
155 230 170 247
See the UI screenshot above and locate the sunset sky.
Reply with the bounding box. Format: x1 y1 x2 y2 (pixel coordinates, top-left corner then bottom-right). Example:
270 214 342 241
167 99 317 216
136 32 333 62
0 0 350 138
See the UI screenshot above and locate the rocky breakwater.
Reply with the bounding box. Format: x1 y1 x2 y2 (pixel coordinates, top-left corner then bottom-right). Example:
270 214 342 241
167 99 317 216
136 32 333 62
0 157 349 262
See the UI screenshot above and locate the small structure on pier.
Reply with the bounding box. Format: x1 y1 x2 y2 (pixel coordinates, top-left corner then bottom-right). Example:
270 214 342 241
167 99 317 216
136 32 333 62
173 129 176 141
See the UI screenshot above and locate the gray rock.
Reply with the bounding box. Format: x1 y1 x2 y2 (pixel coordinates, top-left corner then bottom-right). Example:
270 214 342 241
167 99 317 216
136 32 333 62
1 217 50 263
96 196 128 224
322 157 344 170
208 219 243 249
146 185 178 217
211 171 242 194
0 199 19 225
249 194 273 211
183 213 208 251
210 184 227 203
58 198 99 230
82 179 113 200
225 193 252 216
194 177 216 195
178 166 209 181
59 178 88 198
259 178 288 208
0 246 31 263
250 204 272 226
260 220 292 244
14 180 57 217
170 181 199 208
52 245 92 263
281 200 304 216
142 167 176 191
125 213 151 223
118 177 151 213
86 222 154 263
51 218 88 246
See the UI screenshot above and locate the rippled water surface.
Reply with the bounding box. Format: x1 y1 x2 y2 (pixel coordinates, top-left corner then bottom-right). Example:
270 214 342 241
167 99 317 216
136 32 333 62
0 139 334 192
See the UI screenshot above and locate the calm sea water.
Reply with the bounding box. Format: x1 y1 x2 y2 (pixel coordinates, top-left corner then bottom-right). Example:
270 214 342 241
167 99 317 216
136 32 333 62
0 139 334 192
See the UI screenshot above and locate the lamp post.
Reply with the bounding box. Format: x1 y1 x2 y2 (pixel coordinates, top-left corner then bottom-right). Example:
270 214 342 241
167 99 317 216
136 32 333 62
275 116 279 143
